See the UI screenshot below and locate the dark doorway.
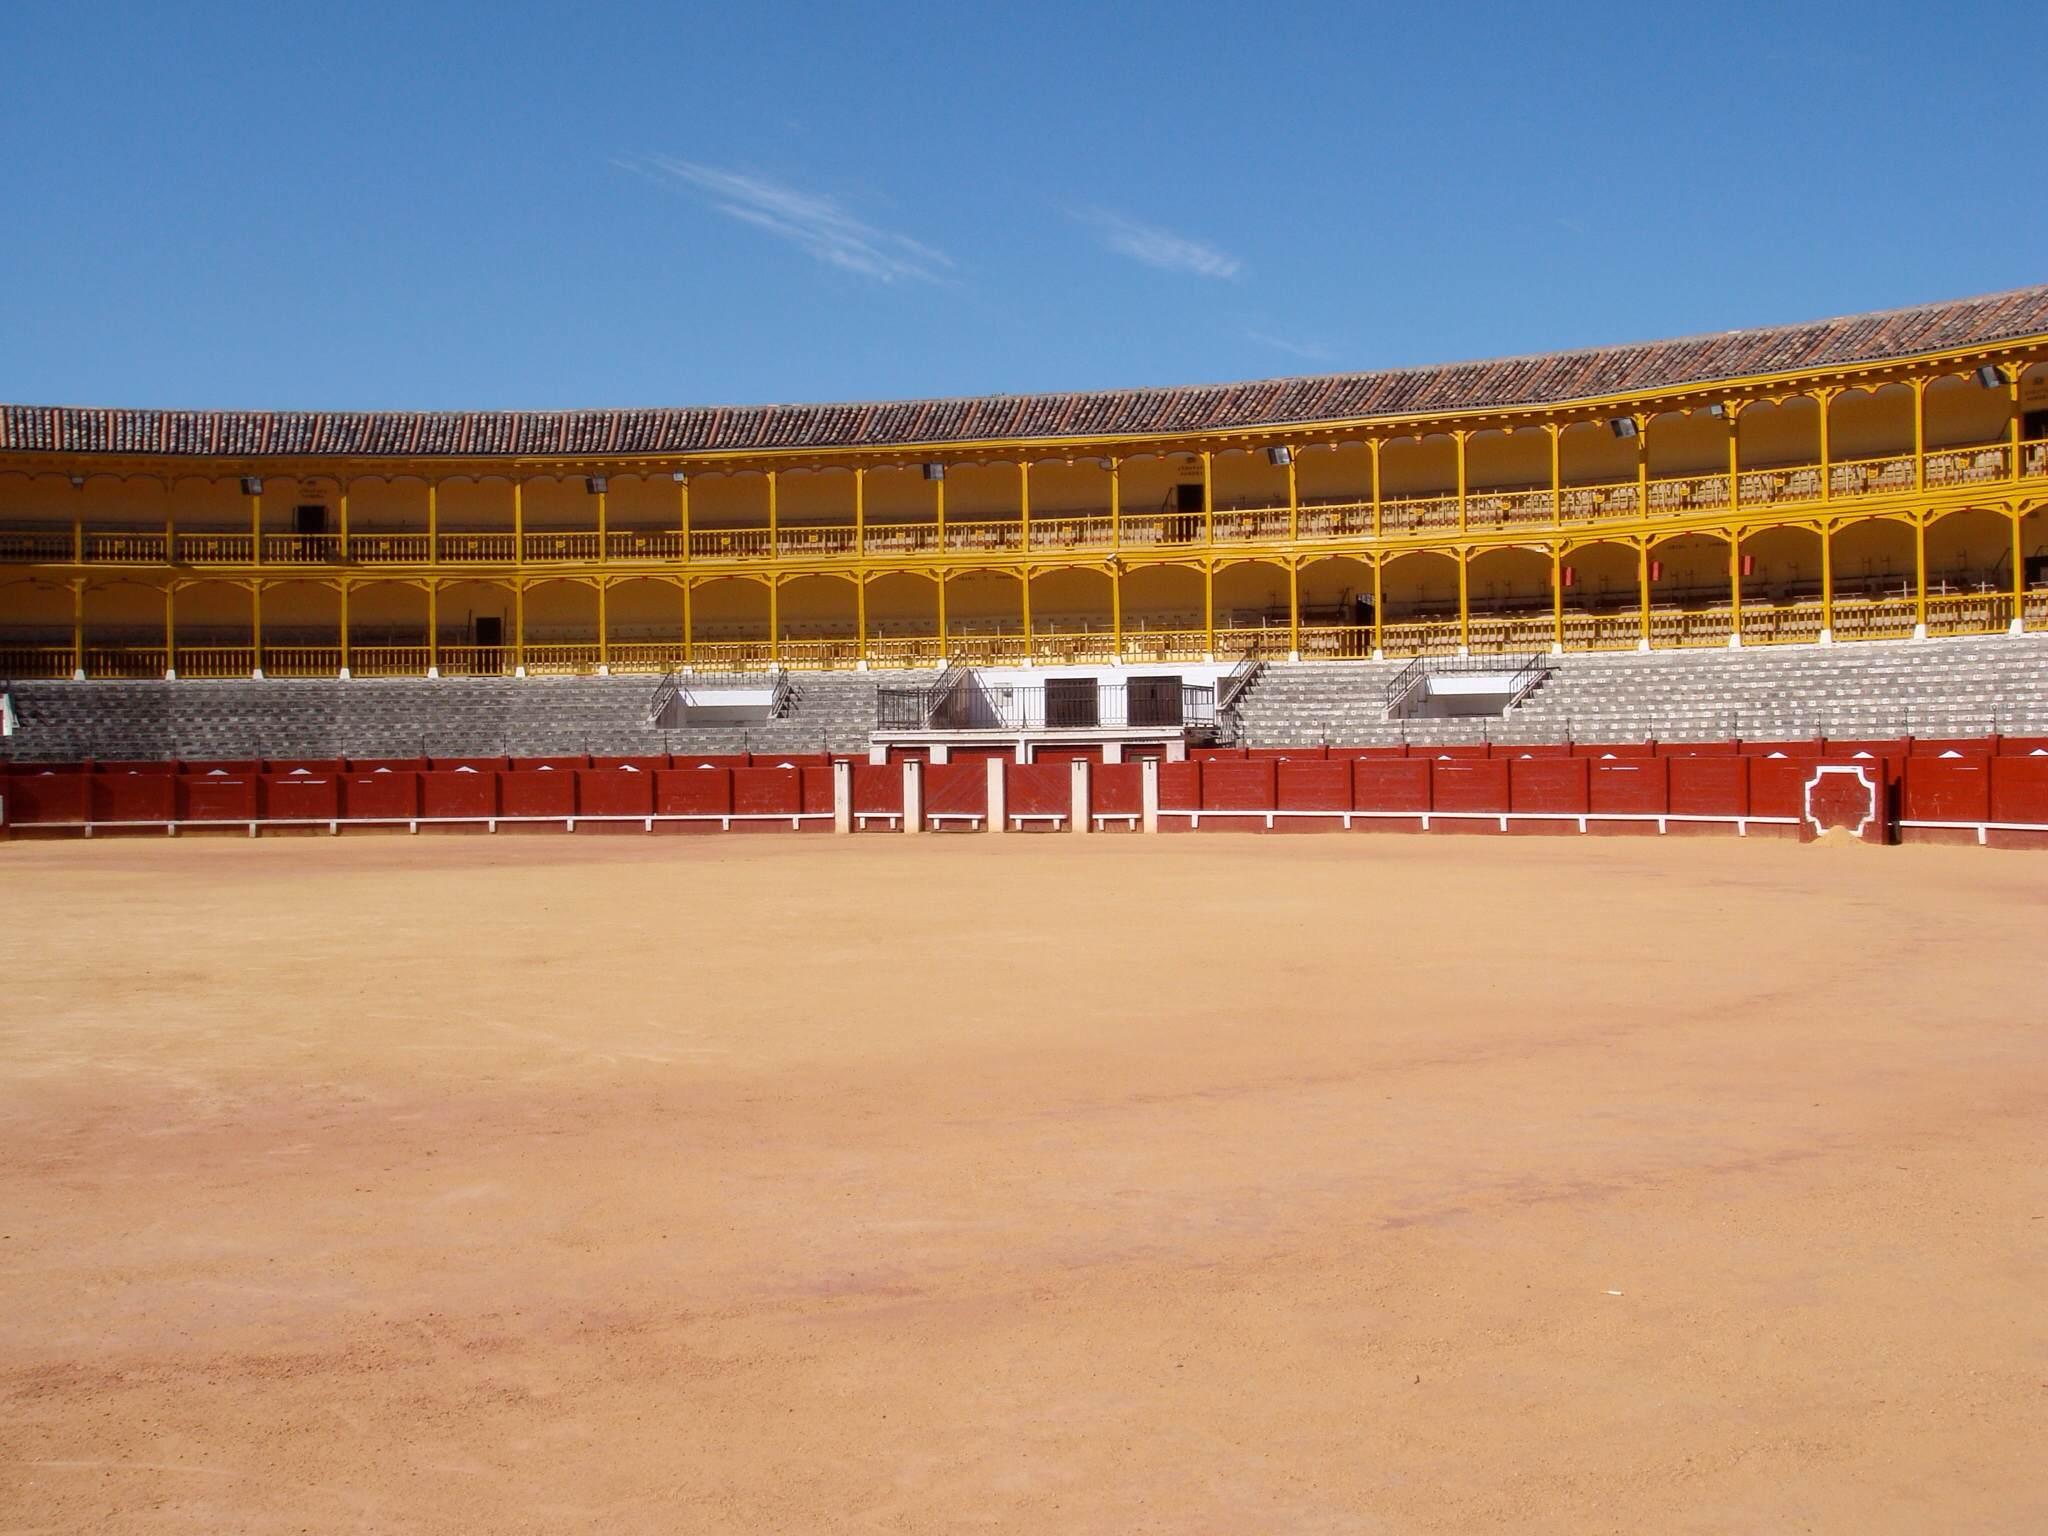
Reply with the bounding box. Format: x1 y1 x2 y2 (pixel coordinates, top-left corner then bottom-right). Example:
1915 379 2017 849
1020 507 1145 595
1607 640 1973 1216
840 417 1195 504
475 616 503 648
1045 677 1099 728
1127 674 1183 727
293 504 328 535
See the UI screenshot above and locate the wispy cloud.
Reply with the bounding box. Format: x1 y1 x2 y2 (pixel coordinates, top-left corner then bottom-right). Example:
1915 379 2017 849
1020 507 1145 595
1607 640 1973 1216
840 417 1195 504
1074 209 1243 280
1244 330 1336 364
623 157 954 285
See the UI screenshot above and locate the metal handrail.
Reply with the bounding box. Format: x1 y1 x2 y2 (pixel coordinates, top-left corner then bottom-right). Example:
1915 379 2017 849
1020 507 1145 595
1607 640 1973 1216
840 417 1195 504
647 670 685 726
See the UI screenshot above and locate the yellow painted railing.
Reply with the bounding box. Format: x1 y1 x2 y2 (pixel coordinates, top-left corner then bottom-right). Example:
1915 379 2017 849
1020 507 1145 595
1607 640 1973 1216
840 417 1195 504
688 640 775 672
0 644 77 677
1296 624 1374 659
348 645 433 675
1028 515 1116 552
1923 590 2015 637
436 645 512 676
349 533 431 564
775 638 862 669
607 530 687 561
943 519 1026 554
0 530 78 562
1646 605 1735 649
1116 512 1203 547
1465 488 1555 529
1113 627 1209 662
263 646 344 676
1379 619 1461 657
865 636 946 667
169 646 254 678
1295 501 1374 539
862 523 941 556
1379 493 1459 534
83 646 168 678
776 527 858 558
1027 630 1121 664
1559 610 1642 651
1559 480 1641 522
523 531 600 563
521 643 602 675
84 531 170 563
608 641 687 672
1211 624 1293 659
1467 614 1558 653
262 533 344 564
438 532 517 563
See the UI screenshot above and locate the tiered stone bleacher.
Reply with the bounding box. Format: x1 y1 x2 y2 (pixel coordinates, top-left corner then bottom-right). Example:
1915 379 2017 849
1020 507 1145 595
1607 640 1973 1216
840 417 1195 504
0 672 922 762
1233 636 2048 746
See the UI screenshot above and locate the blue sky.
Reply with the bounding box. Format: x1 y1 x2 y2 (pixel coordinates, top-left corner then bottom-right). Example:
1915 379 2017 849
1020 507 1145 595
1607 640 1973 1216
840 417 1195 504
3 0 2043 412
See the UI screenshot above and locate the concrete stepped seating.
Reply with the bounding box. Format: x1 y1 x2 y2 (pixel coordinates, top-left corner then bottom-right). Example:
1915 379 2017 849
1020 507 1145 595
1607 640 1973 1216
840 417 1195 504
0 671 931 762
1233 636 2048 746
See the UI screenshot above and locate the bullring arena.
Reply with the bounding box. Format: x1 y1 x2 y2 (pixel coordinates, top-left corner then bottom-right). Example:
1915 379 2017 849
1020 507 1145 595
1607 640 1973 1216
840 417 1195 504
5 289 2048 1531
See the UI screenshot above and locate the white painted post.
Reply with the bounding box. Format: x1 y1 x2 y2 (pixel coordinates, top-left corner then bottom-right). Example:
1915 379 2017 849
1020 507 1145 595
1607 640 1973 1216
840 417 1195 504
931 742 951 764
902 758 923 834
867 742 887 766
1103 740 1124 764
832 758 852 835
1141 757 1160 834
1069 757 1090 834
986 754 1007 835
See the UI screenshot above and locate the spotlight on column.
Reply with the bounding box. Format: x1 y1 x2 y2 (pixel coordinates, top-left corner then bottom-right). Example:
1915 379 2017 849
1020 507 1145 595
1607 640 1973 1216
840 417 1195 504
69 475 85 489
1265 445 1293 467
1976 363 2003 389
240 476 263 495
671 471 688 484
1703 403 1726 418
586 476 608 494
1609 417 1639 439
922 463 946 481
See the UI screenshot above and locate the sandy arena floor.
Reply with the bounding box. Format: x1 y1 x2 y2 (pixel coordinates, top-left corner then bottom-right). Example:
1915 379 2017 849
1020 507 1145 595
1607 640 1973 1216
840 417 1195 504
0 832 2043 1533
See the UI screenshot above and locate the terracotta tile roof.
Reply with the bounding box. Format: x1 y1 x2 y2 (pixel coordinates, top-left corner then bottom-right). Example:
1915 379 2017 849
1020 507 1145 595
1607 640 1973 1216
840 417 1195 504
5 286 2045 462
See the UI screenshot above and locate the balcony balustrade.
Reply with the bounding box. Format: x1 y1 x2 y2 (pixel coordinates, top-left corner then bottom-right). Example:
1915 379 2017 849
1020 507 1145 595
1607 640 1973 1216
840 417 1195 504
2 439 2043 575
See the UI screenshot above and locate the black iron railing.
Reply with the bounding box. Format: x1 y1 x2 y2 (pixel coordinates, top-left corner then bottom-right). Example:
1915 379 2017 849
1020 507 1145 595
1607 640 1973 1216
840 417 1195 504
875 681 1215 733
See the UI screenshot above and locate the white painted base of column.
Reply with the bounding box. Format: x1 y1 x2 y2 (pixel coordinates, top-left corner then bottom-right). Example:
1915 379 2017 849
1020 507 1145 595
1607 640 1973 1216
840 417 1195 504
1550 643 1564 657
2010 618 2026 635
985 757 1006 835
1817 630 1833 646
1288 650 1300 662
1636 639 1651 653
831 759 852 834
338 667 352 680
1371 648 1385 661
251 668 265 680
164 669 177 680
514 665 527 677
930 743 951 765
1140 758 1160 834
855 659 868 672
426 666 441 678
901 759 923 834
1103 741 1123 764
1726 633 1742 649
597 664 610 676
868 743 887 766
1912 623 1928 641
1457 645 1470 658
1068 758 1090 835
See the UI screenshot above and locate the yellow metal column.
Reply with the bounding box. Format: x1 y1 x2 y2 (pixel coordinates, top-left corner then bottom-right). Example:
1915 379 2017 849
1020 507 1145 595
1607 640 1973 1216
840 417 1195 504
1288 561 1300 658
251 582 263 676
935 572 948 657
1637 542 1651 649
854 467 866 556
2013 512 2027 633
1200 452 1213 545
1820 523 1834 640
1817 389 1833 502
2008 366 2023 477
680 580 692 667
513 581 526 674
1370 439 1383 539
72 493 83 563
1913 517 1928 636
1108 459 1121 549
164 584 176 678
1020 566 1032 652
1456 548 1470 652
676 473 690 560
856 576 868 666
248 480 263 567
767 471 779 556
1202 563 1215 659
1550 424 1563 525
1019 461 1030 554
512 481 524 564
1913 378 1927 490
596 480 609 559
70 579 85 679
933 469 946 551
1728 534 1743 646
1286 453 1299 541
1455 430 1469 532
1110 563 1122 658
1370 558 1384 657
339 583 351 677
427 482 439 565
338 485 351 562
1726 406 1740 510
598 580 609 670
1634 417 1648 517
427 582 439 674
1551 546 1564 652
768 576 780 667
